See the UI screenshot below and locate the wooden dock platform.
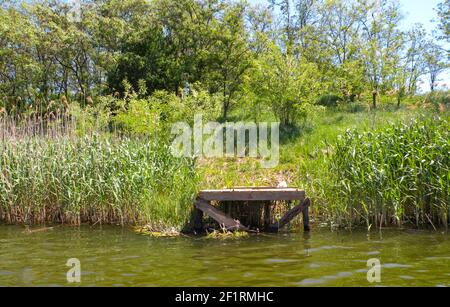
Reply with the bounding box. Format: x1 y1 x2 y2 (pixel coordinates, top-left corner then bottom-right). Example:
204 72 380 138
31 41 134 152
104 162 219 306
193 187 310 233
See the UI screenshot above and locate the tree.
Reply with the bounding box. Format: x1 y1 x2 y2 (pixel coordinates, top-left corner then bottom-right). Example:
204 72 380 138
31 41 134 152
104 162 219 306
37 2 98 106
403 25 427 95
391 24 428 107
269 0 296 55
359 0 404 109
268 0 320 58
319 0 365 101
208 2 253 120
436 0 449 42
424 41 447 91
246 43 320 126
245 3 274 55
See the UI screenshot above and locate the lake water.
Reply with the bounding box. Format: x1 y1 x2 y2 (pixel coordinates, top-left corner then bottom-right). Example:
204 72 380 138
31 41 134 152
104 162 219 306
0 225 449 286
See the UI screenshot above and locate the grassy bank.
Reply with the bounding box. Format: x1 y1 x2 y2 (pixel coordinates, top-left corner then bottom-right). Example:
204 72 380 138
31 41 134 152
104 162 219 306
200 106 450 229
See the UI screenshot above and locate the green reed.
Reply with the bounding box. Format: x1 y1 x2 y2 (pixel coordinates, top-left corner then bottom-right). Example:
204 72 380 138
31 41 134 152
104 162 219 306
0 117 199 229
329 116 449 228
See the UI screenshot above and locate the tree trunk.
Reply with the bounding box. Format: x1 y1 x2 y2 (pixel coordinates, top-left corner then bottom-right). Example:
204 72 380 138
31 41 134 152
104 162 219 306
222 101 228 121
372 91 377 109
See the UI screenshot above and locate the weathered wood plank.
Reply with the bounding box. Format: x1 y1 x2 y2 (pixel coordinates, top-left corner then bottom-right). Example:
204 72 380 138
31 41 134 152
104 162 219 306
268 198 311 232
195 198 248 231
198 188 306 202
232 186 283 190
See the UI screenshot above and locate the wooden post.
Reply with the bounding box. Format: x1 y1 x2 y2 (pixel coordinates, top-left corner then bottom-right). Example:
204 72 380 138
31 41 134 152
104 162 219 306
268 198 310 232
195 198 248 231
302 199 310 232
193 208 204 234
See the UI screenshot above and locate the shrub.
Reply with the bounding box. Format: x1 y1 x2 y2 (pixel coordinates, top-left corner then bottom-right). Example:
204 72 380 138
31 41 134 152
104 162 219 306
316 94 341 107
424 90 450 110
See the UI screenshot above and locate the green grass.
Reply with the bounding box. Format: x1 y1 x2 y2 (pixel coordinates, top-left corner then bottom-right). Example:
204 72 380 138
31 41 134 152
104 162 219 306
0 134 199 229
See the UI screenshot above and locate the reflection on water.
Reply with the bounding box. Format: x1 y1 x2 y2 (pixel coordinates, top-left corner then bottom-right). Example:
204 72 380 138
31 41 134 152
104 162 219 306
0 225 449 286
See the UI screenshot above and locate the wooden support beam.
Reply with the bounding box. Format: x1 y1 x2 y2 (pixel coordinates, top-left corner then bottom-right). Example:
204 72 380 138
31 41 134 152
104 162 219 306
268 198 311 232
302 200 311 232
195 198 248 231
193 208 204 234
198 188 306 202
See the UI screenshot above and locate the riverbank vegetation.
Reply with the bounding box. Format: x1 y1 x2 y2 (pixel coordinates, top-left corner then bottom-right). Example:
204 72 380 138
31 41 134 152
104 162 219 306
330 116 449 228
0 115 199 228
1 103 447 230
0 0 449 230
201 106 450 230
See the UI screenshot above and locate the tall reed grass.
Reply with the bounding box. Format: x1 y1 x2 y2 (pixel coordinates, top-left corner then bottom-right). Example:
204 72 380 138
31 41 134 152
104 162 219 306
329 116 449 228
0 114 199 229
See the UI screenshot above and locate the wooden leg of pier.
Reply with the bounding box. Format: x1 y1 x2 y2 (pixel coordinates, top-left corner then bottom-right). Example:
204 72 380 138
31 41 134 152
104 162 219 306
192 188 311 233
194 198 248 231
193 208 204 234
264 202 271 229
302 199 310 232
268 198 311 232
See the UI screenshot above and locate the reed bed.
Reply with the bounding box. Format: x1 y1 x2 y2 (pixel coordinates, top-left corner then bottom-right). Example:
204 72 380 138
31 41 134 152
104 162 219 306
1 109 448 231
329 116 449 228
0 115 199 229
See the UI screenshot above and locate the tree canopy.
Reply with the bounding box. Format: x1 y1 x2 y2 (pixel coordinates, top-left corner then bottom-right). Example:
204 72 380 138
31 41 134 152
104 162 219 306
0 0 448 122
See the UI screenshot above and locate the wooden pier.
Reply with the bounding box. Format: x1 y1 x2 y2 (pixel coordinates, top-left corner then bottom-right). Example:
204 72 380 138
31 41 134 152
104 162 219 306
193 187 310 233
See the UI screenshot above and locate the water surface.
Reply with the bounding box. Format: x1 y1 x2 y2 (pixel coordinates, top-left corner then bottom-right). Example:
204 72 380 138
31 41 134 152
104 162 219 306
0 226 449 286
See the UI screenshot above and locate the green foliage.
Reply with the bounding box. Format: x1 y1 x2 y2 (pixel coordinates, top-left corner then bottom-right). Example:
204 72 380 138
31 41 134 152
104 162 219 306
112 82 221 137
245 43 321 126
69 100 112 136
206 229 249 239
0 132 199 229
423 90 450 112
423 42 448 92
316 94 342 107
1 0 448 120
330 117 450 227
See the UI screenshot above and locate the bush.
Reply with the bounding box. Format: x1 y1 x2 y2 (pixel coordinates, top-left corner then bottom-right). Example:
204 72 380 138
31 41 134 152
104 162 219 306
424 90 450 108
316 94 341 107
113 85 222 138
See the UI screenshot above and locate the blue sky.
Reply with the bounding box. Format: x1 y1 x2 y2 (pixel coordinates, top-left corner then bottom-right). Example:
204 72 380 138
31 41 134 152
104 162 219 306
399 0 441 33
